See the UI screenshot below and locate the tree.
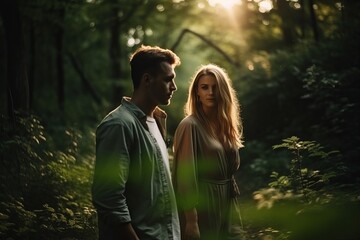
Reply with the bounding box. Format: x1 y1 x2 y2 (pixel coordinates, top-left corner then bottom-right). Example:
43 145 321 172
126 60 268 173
276 0 297 46
308 0 319 42
0 0 29 118
55 6 65 111
108 0 124 106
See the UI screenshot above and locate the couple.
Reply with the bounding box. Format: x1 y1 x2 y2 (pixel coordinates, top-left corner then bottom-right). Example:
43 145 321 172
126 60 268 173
92 45 244 240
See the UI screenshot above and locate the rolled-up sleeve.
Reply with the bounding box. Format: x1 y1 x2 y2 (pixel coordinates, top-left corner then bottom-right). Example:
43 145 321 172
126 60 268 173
92 123 132 225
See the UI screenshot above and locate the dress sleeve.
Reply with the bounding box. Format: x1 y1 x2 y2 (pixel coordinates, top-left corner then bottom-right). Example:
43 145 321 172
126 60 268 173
173 119 199 210
92 123 132 226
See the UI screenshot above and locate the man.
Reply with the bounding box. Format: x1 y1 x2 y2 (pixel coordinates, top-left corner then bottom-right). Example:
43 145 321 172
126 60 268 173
92 45 181 240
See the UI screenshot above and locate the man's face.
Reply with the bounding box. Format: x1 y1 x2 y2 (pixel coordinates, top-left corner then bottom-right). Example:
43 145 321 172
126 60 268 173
148 62 177 106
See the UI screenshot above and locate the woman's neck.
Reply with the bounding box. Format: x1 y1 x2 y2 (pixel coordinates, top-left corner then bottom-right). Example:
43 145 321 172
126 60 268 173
202 106 217 121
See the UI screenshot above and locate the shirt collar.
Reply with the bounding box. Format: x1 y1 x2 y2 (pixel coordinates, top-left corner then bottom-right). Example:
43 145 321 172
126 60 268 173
121 97 167 120
122 97 169 144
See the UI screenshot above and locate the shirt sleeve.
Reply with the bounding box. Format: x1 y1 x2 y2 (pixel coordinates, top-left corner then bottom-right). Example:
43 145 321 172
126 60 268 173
173 119 199 210
92 123 132 226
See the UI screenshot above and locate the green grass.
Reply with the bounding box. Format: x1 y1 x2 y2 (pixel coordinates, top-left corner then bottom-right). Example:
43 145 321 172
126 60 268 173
239 197 360 240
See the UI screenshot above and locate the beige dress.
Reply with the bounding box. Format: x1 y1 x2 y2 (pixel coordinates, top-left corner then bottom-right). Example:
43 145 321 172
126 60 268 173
173 115 243 240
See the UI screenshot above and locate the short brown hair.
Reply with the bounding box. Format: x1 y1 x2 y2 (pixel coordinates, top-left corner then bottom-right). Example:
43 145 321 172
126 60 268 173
129 45 181 89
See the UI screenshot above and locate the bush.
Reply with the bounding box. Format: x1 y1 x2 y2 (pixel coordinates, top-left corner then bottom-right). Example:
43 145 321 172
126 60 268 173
0 114 97 239
247 136 360 240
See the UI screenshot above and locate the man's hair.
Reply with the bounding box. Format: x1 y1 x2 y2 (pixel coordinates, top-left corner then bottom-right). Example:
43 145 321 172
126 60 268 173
129 45 181 89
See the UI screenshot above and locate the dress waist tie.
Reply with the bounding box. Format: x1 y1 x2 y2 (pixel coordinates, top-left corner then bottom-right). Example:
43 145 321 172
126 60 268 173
199 176 240 198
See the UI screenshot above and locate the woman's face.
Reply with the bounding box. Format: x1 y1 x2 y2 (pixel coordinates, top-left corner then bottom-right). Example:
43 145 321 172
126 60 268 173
197 74 218 113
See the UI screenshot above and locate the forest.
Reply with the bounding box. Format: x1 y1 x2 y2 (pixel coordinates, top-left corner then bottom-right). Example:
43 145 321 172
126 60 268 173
0 0 359 239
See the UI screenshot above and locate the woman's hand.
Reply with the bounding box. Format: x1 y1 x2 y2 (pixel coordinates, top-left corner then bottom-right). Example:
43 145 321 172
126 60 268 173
184 208 200 240
184 221 200 240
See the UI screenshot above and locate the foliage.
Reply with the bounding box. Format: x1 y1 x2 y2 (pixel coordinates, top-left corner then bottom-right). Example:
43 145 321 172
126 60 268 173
0 114 97 239
1 0 359 239
301 64 360 164
237 36 360 200
269 136 344 202
247 136 360 240
253 136 345 208
236 140 290 197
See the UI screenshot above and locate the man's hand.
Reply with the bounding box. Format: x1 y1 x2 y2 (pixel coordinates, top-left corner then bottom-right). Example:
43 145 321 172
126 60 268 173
116 222 140 240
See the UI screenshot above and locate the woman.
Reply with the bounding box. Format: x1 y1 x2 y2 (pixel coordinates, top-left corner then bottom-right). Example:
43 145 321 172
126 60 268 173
173 64 244 240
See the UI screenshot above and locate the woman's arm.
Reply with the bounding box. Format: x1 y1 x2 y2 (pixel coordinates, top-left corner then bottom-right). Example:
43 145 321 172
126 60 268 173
183 208 200 239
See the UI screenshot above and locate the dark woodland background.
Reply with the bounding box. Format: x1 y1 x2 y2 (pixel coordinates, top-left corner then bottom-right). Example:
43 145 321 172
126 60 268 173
1 0 359 239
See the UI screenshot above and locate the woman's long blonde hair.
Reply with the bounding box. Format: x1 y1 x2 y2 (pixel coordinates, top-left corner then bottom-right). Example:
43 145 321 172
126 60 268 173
185 64 244 149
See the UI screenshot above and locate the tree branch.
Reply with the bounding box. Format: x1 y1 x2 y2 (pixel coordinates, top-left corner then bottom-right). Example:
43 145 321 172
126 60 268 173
171 28 240 67
67 53 103 105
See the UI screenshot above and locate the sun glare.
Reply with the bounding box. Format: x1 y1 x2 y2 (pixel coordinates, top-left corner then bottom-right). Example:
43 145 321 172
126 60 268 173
208 0 242 9
258 0 273 13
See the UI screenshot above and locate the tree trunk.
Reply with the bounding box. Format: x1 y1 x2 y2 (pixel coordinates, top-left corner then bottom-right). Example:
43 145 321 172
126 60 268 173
300 0 306 38
308 0 319 42
0 0 29 118
277 0 295 46
28 20 35 109
55 8 65 111
109 1 124 108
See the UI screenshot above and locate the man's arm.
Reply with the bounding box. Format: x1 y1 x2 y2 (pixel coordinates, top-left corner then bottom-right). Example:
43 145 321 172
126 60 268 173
115 222 139 240
92 123 138 238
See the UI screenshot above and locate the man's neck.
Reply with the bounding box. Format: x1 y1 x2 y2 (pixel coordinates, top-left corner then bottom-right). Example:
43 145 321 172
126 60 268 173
131 93 156 117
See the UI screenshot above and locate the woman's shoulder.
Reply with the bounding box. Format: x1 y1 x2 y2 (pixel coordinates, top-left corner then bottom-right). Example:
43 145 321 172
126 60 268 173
178 115 200 127
174 115 202 141
175 115 203 136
